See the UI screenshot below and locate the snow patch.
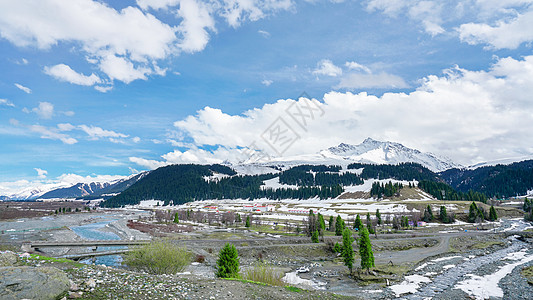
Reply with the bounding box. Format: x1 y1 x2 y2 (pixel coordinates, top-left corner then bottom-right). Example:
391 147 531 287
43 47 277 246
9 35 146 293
389 274 431 297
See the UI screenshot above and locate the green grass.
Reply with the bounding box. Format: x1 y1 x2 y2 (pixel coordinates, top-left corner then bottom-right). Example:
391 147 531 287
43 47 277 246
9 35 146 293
285 286 302 293
241 262 284 286
27 254 84 267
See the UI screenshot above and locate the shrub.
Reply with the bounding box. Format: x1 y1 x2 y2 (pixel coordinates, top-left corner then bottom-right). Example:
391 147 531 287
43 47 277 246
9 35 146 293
242 261 284 286
123 240 191 274
195 254 205 263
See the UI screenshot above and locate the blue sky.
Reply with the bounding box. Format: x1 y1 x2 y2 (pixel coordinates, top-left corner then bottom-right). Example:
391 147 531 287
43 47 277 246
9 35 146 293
1 0 533 192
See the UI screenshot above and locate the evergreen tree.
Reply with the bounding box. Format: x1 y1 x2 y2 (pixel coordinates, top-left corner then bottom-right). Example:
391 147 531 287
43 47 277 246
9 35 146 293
376 209 382 226
335 215 345 236
423 205 434 222
468 202 478 223
328 216 335 231
245 215 250 228
216 243 239 278
318 213 326 231
359 227 375 272
439 206 449 223
173 212 179 224
341 228 354 273
311 230 319 243
489 205 498 221
354 214 363 231
366 212 375 234
236 213 242 223
401 216 409 228
333 242 342 254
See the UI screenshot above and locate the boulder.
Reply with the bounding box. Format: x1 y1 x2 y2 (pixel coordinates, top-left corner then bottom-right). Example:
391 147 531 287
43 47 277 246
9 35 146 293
0 266 70 300
0 251 18 266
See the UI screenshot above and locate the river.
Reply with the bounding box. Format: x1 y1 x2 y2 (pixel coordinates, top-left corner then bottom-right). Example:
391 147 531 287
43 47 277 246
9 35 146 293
70 218 125 267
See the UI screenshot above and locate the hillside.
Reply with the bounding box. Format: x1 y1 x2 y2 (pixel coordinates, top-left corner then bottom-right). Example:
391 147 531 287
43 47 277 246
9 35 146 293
440 160 533 198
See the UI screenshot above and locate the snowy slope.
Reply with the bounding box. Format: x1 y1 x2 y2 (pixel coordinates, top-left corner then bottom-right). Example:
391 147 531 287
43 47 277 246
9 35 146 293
233 138 461 174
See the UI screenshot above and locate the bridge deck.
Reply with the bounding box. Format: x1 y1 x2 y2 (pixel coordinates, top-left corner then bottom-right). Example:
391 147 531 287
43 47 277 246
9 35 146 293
30 240 151 247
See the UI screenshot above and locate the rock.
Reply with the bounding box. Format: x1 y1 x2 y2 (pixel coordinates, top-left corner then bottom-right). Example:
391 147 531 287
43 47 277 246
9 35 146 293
0 266 70 300
0 251 18 266
69 280 78 291
86 278 96 288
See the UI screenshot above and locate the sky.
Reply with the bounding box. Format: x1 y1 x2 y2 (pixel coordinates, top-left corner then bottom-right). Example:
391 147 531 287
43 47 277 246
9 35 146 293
1 0 533 193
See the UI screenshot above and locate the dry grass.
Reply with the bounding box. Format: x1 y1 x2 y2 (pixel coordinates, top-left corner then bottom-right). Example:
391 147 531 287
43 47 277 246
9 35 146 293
241 261 285 286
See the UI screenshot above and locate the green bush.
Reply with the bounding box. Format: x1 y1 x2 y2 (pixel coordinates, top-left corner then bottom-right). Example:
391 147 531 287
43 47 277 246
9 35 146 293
242 261 284 286
123 240 191 274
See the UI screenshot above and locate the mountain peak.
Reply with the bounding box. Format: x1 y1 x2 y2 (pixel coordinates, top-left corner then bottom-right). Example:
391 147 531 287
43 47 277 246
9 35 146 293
324 138 460 172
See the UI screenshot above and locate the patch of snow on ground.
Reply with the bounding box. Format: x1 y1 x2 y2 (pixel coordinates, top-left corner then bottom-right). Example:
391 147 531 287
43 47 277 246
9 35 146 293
260 177 298 190
137 200 164 208
442 264 455 270
504 249 528 261
389 274 431 297
282 272 326 290
431 256 462 263
455 253 533 300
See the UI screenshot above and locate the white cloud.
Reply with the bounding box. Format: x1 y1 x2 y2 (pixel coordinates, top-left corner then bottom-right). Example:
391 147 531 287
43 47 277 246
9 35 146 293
28 124 78 144
94 86 113 93
261 79 273 86
345 61 371 73
132 136 141 143
0 0 176 84
313 59 343 77
78 125 129 140
160 55 533 166
34 168 48 179
336 72 408 89
44 64 101 86
129 146 245 169
458 9 533 49
62 111 75 117
0 98 14 107
14 83 31 94
32 102 55 119
57 123 76 132
258 30 271 38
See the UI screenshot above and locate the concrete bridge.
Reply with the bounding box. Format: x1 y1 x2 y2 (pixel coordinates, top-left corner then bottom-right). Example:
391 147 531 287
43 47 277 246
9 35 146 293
21 240 151 253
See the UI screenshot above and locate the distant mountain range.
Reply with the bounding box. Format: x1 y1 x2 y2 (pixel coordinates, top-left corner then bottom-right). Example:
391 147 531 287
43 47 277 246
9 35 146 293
2 138 533 201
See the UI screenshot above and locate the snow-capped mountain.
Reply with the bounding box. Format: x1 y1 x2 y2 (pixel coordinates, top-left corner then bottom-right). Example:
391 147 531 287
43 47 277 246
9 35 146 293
1 172 146 200
233 138 461 173
321 138 461 172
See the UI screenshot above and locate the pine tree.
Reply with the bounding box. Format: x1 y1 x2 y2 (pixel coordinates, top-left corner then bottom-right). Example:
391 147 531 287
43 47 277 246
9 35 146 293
216 243 239 278
376 209 382 226
353 214 362 231
236 213 242 223
468 202 478 223
489 205 498 221
423 205 434 222
328 216 335 231
366 212 374 234
173 212 179 224
439 206 448 223
318 213 326 231
311 230 319 243
245 215 250 228
335 215 345 236
341 228 354 273
359 227 375 272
